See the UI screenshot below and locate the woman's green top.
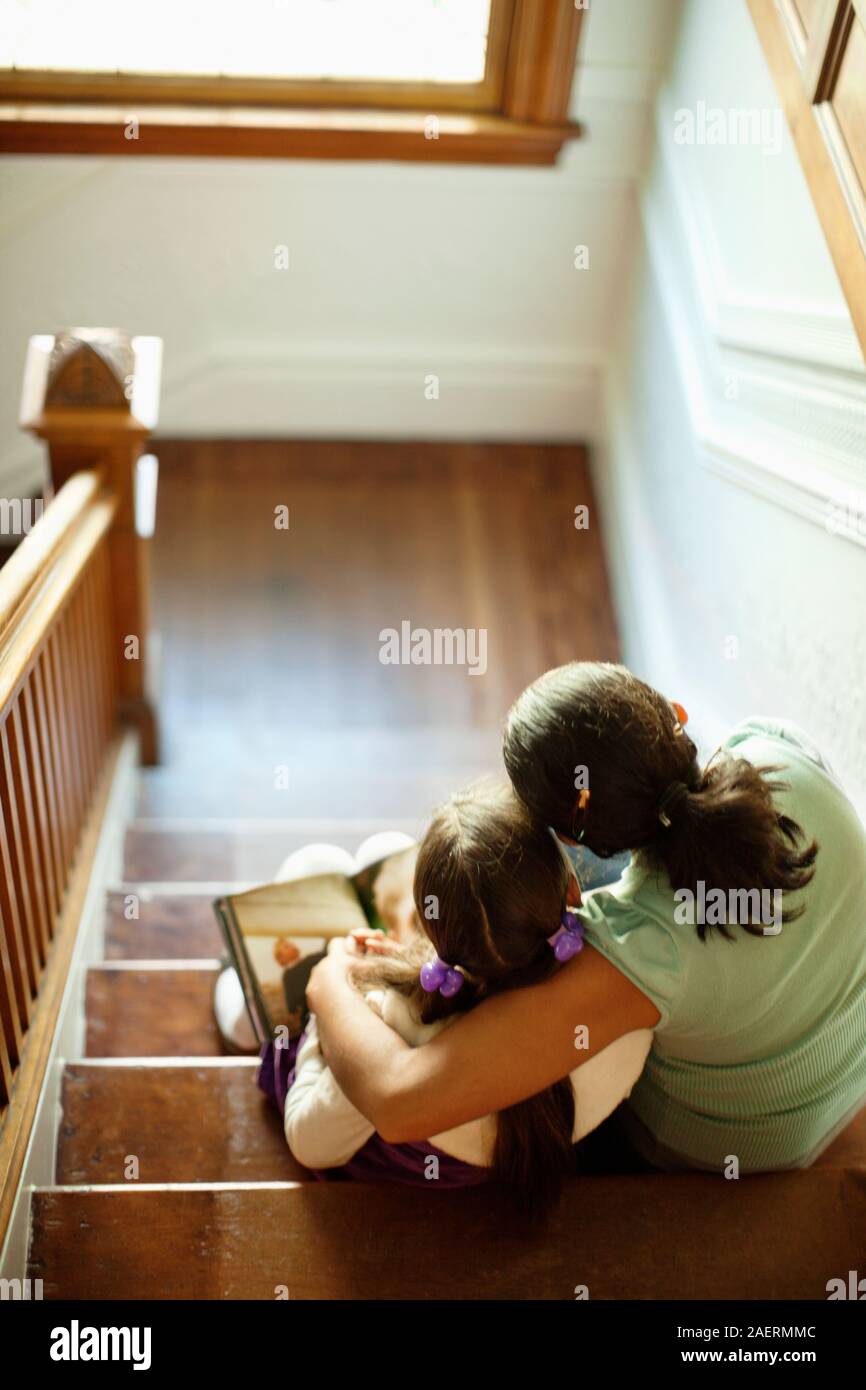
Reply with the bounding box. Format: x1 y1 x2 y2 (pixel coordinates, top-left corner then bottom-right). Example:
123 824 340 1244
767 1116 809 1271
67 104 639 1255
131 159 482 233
579 718 866 1170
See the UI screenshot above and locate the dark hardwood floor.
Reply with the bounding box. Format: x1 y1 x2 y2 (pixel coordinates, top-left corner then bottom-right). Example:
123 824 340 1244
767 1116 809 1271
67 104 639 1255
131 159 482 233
141 441 619 820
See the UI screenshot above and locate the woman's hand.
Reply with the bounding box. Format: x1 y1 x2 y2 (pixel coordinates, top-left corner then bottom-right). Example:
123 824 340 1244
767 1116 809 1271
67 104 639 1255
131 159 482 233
307 938 354 1015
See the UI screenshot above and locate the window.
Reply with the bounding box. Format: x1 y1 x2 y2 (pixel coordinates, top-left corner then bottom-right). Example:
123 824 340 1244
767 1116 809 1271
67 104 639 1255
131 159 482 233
749 0 866 356
0 0 585 164
1 0 498 104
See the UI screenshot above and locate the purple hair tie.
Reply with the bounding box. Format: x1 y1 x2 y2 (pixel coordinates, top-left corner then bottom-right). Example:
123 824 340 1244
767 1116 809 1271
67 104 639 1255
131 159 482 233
548 908 585 963
420 955 465 998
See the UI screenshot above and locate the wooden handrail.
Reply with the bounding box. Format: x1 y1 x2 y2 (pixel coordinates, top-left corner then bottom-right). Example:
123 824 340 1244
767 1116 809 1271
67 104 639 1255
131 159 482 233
0 470 106 639
0 467 124 1244
0 485 117 713
1 327 161 1248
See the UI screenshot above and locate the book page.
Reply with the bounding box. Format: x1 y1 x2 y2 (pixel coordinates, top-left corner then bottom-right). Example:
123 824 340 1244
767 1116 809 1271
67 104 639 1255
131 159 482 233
224 874 369 1039
230 873 369 937
219 844 419 1040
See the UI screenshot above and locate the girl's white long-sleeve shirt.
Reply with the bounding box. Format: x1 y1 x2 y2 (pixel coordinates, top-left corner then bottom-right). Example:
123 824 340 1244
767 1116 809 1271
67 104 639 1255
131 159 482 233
283 986 652 1171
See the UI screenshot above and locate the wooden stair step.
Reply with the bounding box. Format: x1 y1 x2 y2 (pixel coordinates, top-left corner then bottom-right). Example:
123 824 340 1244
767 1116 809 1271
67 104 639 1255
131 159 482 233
137 759 493 820
104 889 224 959
28 1169 866 1300
137 727 502 820
57 1061 307 1185
122 822 419 881
85 965 225 1057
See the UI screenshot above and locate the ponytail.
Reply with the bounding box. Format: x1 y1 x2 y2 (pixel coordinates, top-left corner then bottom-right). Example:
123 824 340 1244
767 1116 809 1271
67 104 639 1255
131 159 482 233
650 753 817 939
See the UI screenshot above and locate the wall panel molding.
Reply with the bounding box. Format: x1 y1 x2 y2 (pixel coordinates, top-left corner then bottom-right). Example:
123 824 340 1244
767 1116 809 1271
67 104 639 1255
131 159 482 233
641 93 866 547
654 90 864 374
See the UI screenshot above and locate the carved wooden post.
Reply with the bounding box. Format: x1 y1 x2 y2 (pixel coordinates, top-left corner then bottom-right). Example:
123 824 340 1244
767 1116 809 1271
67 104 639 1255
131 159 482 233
19 328 163 764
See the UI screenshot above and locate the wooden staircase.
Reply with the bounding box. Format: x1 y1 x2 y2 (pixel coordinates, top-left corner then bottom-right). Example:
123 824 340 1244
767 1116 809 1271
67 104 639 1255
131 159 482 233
2 328 864 1300
21 815 866 1301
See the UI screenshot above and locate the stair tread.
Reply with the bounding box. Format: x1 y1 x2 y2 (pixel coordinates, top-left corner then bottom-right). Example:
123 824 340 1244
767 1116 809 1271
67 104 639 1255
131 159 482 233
27 1169 866 1300
137 727 502 819
85 966 225 1057
57 1057 866 1186
122 823 421 881
58 1062 306 1185
105 891 223 959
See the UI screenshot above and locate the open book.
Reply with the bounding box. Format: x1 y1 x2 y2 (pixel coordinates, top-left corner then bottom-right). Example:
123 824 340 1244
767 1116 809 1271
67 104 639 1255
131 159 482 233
214 836 417 1045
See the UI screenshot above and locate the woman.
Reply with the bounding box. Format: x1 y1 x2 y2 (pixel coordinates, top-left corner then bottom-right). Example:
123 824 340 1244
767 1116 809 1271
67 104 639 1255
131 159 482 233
307 662 866 1173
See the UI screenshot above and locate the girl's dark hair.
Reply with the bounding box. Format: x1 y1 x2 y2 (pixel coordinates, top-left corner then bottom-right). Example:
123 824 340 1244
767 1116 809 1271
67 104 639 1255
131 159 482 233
358 781 575 1219
503 662 817 941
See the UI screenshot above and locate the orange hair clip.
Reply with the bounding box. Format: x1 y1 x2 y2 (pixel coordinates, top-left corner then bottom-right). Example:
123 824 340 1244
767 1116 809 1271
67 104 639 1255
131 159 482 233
672 701 689 734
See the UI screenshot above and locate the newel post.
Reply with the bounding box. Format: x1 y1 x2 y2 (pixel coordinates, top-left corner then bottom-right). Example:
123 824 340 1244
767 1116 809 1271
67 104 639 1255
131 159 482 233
19 328 163 764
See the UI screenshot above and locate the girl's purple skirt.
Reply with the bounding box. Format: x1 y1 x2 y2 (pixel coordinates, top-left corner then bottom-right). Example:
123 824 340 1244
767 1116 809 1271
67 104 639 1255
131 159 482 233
258 1033 488 1188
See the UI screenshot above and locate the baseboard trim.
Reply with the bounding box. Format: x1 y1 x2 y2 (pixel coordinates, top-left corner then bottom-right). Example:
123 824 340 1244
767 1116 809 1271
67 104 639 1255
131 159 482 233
156 346 605 443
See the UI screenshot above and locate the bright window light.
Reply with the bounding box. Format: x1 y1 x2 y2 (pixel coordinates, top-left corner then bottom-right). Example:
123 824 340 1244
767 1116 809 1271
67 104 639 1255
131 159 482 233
0 0 493 85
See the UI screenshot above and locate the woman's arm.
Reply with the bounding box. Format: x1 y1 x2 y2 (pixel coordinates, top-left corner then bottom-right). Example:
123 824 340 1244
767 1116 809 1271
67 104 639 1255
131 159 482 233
306 940 660 1143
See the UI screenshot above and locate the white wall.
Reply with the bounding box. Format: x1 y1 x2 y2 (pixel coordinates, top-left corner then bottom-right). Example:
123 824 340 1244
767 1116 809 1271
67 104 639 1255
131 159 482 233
0 1 679 496
596 0 866 806
5 0 861 797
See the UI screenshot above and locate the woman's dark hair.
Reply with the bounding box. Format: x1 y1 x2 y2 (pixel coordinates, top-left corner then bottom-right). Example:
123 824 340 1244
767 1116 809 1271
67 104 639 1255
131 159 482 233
357 781 575 1219
503 662 817 940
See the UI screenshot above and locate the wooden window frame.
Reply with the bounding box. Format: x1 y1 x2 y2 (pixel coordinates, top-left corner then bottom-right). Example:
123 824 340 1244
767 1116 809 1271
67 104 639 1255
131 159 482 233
0 0 584 165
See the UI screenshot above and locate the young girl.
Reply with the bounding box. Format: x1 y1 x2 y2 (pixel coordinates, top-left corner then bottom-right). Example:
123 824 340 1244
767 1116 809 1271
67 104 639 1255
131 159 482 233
263 782 651 1214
